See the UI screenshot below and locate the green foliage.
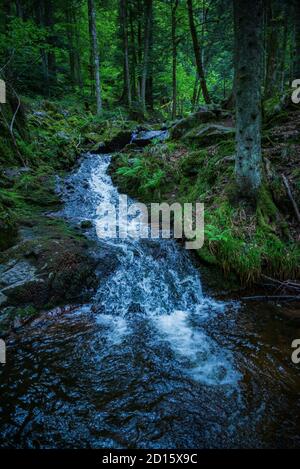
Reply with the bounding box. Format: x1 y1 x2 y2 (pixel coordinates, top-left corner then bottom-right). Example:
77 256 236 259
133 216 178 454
116 155 167 200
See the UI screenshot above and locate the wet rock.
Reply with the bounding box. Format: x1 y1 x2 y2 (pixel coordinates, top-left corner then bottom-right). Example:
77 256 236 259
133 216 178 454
97 131 133 153
3 279 49 308
3 166 31 182
0 291 7 306
0 260 37 288
95 247 120 277
131 129 169 147
80 220 93 229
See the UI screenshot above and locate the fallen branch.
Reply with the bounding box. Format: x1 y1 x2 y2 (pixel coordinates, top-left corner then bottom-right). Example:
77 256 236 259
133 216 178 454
9 86 20 135
282 174 300 224
242 295 300 302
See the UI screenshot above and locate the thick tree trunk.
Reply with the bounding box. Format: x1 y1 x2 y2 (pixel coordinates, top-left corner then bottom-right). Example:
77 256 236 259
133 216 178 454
294 0 300 80
186 0 211 104
234 0 263 198
88 0 102 115
141 0 152 113
120 0 132 107
264 1 280 98
279 4 288 92
171 0 179 119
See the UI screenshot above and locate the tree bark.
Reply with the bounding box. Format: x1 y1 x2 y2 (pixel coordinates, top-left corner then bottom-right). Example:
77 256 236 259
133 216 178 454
294 0 300 80
171 0 179 119
234 0 263 199
141 0 153 113
88 0 102 115
66 5 76 87
129 6 137 99
44 0 57 85
186 0 211 104
120 0 132 107
264 1 280 98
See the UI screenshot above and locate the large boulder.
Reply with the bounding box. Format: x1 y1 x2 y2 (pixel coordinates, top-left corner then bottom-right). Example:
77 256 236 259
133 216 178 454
0 238 98 310
182 123 235 146
170 109 216 139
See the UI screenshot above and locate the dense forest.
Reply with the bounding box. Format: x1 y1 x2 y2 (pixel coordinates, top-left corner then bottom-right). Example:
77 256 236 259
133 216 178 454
1 0 300 453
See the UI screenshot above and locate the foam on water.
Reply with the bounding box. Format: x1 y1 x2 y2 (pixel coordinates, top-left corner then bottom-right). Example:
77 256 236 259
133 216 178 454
156 310 240 385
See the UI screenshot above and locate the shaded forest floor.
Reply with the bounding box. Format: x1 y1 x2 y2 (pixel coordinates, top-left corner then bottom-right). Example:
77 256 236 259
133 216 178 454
0 97 300 330
111 103 300 287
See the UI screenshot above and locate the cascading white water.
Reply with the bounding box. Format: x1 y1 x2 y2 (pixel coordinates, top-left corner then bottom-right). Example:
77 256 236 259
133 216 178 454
62 152 240 387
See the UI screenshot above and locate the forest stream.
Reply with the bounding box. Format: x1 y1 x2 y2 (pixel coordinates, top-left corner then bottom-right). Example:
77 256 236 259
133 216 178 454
0 132 300 449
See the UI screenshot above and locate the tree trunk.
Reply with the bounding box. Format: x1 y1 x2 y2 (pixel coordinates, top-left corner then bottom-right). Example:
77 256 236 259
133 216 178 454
171 0 179 119
234 0 263 199
141 0 152 113
129 6 137 99
294 0 300 80
66 6 76 87
73 8 83 89
279 4 288 92
88 0 102 115
120 0 132 106
264 1 280 98
44 0 57 86
186 0 211 104
137 1 143 100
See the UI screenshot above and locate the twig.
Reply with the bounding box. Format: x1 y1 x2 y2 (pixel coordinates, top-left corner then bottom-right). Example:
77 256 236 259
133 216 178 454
0 50 15 74
282 174 300 224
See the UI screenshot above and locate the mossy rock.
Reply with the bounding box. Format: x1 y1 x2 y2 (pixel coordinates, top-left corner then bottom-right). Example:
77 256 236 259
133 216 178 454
182 124 235 146
170 110 216 139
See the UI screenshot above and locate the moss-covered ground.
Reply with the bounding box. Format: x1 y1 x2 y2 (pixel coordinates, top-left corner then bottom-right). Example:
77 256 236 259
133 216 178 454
111 109 300 285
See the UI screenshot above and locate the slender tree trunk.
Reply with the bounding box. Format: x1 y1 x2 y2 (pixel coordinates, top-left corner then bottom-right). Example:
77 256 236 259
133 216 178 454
191 75 198 111
44 0 57 85
186 0 211 104
137 1 143 100
120 0 132 106
88 0 102 115
146 11 154 109
129 6 137 99
66 6 76 87
171 0 179 119
234 0 263 198
141 0 152 113
34 1 50 93
73 9 83 89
